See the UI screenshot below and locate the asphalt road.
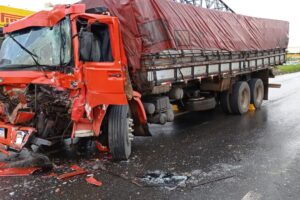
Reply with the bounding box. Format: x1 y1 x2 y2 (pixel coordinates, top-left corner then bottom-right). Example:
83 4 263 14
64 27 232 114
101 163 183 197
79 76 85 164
1 72 300 200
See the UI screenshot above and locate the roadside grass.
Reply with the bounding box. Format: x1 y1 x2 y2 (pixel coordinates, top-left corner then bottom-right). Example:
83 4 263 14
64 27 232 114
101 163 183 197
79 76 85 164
277 64 300 74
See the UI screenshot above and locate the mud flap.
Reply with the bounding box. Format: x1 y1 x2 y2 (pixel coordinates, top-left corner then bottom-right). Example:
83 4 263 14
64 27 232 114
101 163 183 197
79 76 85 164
129 95 151 137
132 123 151 137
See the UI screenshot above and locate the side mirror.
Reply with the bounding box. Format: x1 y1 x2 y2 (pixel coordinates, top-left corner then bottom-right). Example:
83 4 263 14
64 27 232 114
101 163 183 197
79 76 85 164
79 30 93 61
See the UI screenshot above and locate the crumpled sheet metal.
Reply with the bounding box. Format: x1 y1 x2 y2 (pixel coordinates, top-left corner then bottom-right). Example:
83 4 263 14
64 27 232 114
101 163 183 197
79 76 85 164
0 167 40 176
0 149 50 176
81 0 289 71
57 165 87 180
86 176 103 187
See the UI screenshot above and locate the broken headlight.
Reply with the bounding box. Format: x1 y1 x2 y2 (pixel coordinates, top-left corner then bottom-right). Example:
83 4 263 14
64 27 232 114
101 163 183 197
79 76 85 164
0 128 6 138
15 131 28 145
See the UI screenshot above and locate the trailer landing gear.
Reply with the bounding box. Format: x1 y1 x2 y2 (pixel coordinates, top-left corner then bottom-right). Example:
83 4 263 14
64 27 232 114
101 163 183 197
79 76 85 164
108 105 134 161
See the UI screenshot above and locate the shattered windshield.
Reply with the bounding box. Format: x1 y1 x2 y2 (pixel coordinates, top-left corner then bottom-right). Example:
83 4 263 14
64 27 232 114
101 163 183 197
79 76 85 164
0 17 72 69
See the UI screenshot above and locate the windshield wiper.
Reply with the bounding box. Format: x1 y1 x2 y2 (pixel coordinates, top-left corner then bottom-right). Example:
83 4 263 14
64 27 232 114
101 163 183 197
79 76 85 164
7 33 40 66
7 34 52 76
0 64 58 71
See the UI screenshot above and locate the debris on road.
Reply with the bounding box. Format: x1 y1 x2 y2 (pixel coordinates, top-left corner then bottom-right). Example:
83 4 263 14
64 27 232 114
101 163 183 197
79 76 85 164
0 148 52 169
0 167 40 176
96 141 109 153
45 172 57 178
55 188 60 193
86 176 103 187
57 165 87 180
191 175 236 188
140 171 188 190
187 163 241 187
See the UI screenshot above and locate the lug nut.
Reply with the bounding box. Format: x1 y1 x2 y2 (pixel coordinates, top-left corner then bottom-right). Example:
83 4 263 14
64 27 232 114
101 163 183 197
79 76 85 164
128 133 134 141
128 127 134 133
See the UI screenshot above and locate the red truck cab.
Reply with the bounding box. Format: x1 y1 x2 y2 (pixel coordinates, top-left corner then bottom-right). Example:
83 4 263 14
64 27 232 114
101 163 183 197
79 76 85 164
0 4 141 161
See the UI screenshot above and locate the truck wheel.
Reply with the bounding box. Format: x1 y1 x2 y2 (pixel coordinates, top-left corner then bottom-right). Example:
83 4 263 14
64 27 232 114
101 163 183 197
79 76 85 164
249 79 264 109
108 105 134 161
230 81 251 115
220 91 232 114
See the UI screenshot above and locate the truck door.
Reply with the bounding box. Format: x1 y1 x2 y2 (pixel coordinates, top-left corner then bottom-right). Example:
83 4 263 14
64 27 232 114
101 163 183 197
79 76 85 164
80 19 127 108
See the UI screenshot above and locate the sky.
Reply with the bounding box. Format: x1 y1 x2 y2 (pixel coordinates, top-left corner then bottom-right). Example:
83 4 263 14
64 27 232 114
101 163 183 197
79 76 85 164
1 0 299 47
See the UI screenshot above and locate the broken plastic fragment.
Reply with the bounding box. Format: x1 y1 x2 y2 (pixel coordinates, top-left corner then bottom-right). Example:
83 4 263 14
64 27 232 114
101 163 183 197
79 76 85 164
96 141 109 152
86 176 103 187
141 171 187 189
57 165 87 180
45 172 57 178
0 167 40 176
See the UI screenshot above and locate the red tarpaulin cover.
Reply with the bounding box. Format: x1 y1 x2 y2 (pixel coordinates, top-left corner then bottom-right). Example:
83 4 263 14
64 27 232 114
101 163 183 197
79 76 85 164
82 0 289 71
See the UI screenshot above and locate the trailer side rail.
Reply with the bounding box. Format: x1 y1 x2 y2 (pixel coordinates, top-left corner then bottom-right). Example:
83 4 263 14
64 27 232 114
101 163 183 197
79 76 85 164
143 49 286 84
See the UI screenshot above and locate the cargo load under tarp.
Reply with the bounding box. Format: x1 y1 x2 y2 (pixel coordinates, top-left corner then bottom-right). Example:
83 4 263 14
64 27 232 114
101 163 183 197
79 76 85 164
81 0 289 70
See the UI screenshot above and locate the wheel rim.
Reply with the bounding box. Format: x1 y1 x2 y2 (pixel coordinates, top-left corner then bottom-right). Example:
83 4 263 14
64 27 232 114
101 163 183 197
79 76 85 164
241 88 250 111
127 117 134 144
256 84 264 105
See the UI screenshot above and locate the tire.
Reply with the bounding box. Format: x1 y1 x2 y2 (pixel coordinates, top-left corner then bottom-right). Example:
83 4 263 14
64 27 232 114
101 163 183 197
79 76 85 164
185 97 216 111
220 91 232 114
248 79 264 109
230 81 251 115
108 105 133 161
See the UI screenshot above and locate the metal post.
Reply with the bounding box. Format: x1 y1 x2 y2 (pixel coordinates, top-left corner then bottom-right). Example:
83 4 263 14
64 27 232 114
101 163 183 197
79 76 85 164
173 0 235 13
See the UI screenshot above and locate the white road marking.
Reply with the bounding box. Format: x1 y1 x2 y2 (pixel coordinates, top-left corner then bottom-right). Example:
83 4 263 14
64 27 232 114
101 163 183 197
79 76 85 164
241 191 262 200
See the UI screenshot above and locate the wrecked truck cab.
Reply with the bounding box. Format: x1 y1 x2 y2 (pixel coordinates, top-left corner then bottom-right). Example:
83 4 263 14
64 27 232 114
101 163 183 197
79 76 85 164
0 4 137 163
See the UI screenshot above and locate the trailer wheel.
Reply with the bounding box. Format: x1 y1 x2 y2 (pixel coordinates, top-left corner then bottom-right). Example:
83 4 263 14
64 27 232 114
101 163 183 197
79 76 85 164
249 79 264 109
220 91 232 114
108 105 134 161
230 81 251 115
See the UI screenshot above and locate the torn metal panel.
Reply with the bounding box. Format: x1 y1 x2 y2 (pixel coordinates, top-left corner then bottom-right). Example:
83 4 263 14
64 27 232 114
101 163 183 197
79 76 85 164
0 167 40 176
86 176 103 187
57 165 87 180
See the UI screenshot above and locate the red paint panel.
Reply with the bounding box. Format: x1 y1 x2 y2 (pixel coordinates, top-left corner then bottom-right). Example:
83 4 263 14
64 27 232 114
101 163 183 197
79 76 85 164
4 4 86 33
0 167 40 176
0 122 36 150
86 177 103 187
133 91 147 125
13 112 35 124
82 18 128 107
96 141 109 152
57 165 87 180
0 71 78 89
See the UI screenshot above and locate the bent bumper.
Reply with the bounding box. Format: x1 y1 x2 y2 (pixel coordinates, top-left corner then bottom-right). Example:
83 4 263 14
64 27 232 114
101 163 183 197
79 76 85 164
0 122 36 151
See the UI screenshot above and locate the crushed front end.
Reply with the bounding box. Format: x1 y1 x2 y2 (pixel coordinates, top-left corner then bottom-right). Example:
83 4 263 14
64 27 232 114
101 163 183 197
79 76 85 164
0 84 73 153
0 4 131 168
0 5 93 167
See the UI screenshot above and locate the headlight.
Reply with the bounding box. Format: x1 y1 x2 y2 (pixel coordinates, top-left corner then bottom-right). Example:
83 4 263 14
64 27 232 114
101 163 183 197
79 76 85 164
0 128 6 138
15 131 28 145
